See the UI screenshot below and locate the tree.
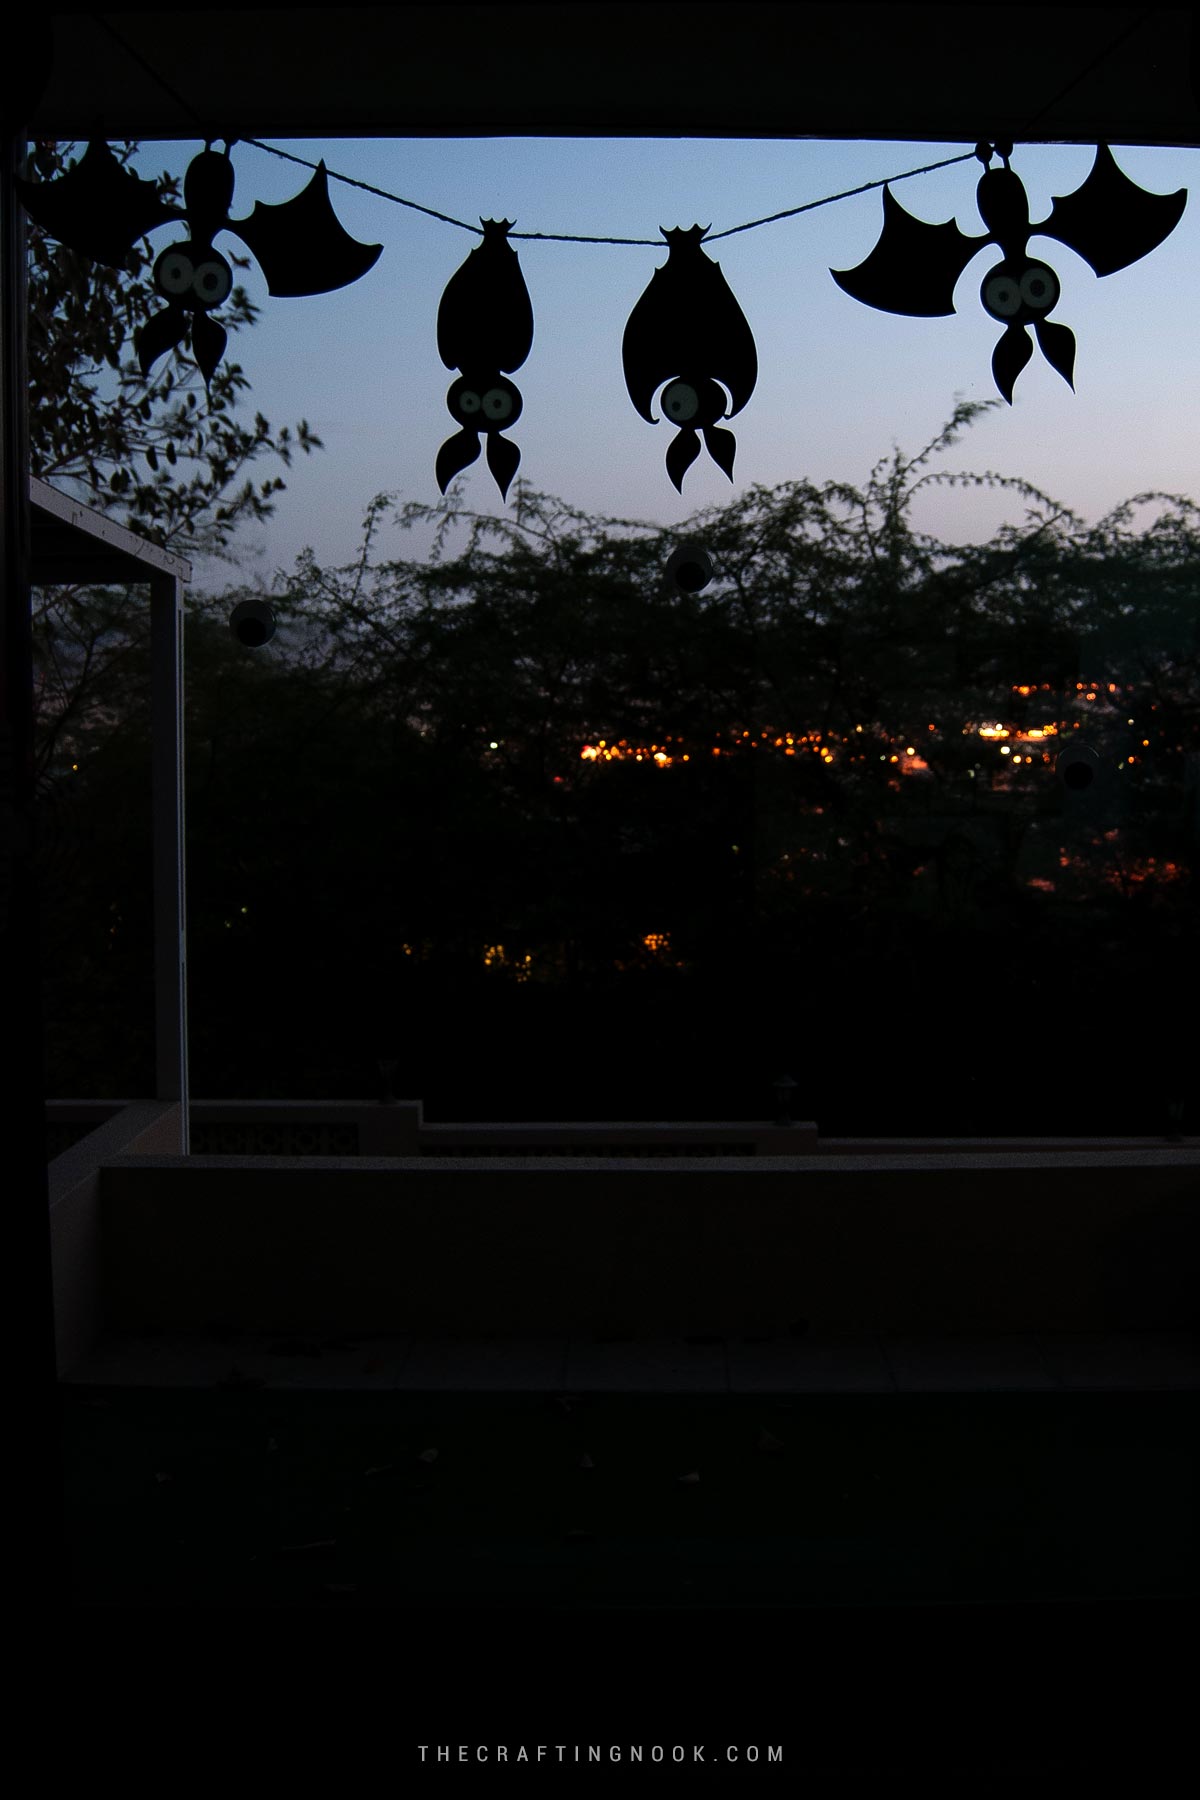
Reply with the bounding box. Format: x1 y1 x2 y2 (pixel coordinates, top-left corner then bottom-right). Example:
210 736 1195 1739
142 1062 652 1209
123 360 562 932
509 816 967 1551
27 139 326 1095
38 398 1200 1127
27 139 323 782
27 138 321 557
166 405 1196 1125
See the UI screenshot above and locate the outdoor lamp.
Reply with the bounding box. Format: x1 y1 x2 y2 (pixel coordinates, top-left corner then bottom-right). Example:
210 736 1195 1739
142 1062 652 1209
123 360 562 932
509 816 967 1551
1056 742 1101 792
229 598 276 647
1057 741 1118 822
666 540 714 593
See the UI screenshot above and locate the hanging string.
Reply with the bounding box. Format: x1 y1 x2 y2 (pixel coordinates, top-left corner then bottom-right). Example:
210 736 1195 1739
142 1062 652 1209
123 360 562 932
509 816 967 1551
242 137 980 244
1017 7 1155 139
93 13 216 140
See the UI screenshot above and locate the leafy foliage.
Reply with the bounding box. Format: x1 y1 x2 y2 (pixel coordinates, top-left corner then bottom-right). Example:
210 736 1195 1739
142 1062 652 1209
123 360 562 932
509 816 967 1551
27 139 322 559
36 400 1200 1126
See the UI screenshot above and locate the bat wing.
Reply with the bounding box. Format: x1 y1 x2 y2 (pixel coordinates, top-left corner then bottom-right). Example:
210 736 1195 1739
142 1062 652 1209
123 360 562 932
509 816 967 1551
229 162 382 296
831 185 986 317
1037 144 1187 277
622 263 680 419
696 254 757 417
437 224 534 373
17 138 180 266
622 238 757 421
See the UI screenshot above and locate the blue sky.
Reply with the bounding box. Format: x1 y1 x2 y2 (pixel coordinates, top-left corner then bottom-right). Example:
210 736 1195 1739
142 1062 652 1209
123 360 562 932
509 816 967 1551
123 135 1198 585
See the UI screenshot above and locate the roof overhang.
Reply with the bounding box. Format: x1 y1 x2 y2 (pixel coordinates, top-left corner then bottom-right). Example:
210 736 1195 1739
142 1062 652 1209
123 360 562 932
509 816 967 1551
31 475 192 585
26 5 1200 147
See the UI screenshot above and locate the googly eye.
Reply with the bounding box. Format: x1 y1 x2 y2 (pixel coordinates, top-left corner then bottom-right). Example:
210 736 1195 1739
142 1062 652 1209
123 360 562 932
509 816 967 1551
662 380 700 423
982 272 1022 320
457 389 482 415
192 258 233 307
155 249 195 297
1019 264 1059 312
482 387 514 422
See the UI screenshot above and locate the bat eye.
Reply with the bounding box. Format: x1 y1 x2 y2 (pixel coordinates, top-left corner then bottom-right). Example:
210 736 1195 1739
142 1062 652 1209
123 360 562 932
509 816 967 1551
662 380 700 423
482 387 514 422
192 257 233 308
1019 263 1059 312
457 389 482 415
981 271 1022 320
155 248 195 298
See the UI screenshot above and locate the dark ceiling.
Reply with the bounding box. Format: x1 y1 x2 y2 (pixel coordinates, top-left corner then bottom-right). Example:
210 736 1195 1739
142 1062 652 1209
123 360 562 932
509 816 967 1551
25 5 1200 146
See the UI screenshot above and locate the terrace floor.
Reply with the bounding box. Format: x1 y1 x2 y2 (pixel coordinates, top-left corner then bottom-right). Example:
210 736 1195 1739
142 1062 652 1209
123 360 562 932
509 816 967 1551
58 1322 1198 1780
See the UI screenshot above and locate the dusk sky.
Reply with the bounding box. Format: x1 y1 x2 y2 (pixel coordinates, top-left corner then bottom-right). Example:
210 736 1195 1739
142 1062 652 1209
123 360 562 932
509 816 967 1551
120 134 1198 585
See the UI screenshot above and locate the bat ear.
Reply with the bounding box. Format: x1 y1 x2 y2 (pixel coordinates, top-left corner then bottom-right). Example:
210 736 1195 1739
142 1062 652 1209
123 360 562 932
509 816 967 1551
230 162 382 297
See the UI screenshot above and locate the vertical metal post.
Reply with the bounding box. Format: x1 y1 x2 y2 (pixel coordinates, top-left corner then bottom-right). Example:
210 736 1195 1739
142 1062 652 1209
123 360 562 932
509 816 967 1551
2 121 61 1573
150 569 189 1152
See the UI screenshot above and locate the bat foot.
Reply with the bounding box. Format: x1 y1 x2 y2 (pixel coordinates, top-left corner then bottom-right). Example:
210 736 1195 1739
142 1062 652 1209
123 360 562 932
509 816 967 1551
436 428 482 494
991 326 1033 404
486 432 521 501
666 428 702 493
703 423 737 481
136 306 191 377
191 312 227 387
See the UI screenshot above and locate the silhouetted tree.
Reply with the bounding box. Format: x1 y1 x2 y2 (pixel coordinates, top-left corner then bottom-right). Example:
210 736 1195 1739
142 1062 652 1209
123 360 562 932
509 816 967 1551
37 400 1200 1125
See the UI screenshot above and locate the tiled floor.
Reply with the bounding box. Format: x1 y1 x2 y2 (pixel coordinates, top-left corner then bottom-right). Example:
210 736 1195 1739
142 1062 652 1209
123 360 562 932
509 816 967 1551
64 1330 1200 1392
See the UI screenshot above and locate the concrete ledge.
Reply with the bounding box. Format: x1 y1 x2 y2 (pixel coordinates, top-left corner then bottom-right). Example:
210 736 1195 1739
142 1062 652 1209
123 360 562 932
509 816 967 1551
99 1153 1200 1339
49 1101 184 1375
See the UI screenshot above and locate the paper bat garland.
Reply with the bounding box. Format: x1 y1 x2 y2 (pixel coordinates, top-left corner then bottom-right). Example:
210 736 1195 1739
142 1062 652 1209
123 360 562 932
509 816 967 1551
831 141 1187 402
435 219 534 500
18 138 382 385
19 139 1189 486
623 226 758 492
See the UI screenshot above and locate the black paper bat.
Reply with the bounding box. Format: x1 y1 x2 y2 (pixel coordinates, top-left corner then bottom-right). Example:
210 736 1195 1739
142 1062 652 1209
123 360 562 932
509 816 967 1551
435 219 534 501
18 138 382 386
831 142 1187 402
623 225 758 490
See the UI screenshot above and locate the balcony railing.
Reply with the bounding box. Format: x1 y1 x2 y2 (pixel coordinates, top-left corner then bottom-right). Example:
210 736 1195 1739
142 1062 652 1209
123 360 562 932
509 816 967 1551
45 1096 1191 1163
